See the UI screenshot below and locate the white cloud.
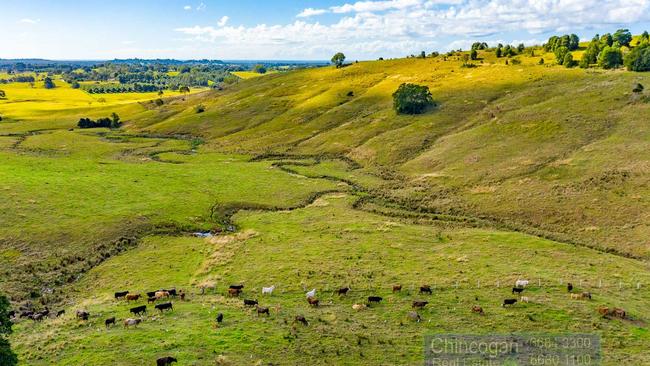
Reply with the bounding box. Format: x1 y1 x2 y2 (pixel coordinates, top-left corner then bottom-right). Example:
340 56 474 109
177 0 650 59
217 16 229 27
19 18 40 24
297 8 328 18
184 5 192 10
196 2 206 11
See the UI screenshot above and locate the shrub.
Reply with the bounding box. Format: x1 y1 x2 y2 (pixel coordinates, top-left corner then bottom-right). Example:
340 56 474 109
195 104 206 113
71 81 80 89
43 77 55 89
253 64 267 74
0 90 5 98
624 44 650 72
0 293 17 366
563 53 576 68
554 46 570 65
154 98 164 106
633 83 644 93
470 49 478 60
392 83 435 115
599 46 623 69
510 58 522 65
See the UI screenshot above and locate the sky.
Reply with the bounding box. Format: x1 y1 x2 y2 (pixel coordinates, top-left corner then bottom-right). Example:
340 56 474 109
1 0 650 61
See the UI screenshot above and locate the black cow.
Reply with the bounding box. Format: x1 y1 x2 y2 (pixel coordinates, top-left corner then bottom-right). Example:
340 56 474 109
337 287 350 296
114 291 129 300
105 317 116 328
512 287 524 295
155 302 173 313
502 299 517 307
229 284 244 290
567 283 573 293
157 356 178 366
367 296 383 304
56 310 65 318
148 296 157 303
256 306 270 316
8 310 15 318
76 310 89 320
147 291 157 298
243 299 258 307
130 305 147 316
420 285 433 295
216 313 223 323
20 311 34 318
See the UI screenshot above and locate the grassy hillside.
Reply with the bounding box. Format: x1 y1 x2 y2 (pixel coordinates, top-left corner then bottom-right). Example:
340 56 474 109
2 47 650 365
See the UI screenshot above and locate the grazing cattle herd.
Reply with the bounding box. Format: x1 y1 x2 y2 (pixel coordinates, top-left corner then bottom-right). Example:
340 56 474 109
8 279 632 364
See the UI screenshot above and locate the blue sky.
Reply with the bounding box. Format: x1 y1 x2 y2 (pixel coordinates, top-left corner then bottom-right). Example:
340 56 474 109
1 0 649 60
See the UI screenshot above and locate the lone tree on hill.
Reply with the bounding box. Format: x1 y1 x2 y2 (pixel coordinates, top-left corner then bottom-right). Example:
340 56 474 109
331 52 346 68
0 293 17 366
43 77 55 89
392 83 435 115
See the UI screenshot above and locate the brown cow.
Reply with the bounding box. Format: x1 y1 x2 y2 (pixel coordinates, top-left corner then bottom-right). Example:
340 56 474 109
307 297 319 307
126 294 141 301
420 285 432 295
412 301 428 309
295 315 308 326
392 285 402 293
471 305 484 315
155 291 170 300
597 306 610 316
228 288 241 297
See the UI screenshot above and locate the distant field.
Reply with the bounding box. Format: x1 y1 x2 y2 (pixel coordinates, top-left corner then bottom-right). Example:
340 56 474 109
232 70 278 79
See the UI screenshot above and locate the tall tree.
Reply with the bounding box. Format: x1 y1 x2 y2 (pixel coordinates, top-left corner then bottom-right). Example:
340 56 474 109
43 77 55 89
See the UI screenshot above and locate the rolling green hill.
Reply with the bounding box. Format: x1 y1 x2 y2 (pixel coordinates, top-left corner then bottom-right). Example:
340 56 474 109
2 47 650 365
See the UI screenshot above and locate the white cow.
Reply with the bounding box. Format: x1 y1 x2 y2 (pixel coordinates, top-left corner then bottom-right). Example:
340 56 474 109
515 280 529 287
262 285 275 295
305 289 316 298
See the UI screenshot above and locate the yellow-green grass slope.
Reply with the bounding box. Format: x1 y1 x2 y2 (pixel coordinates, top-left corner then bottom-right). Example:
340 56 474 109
120 49 650 260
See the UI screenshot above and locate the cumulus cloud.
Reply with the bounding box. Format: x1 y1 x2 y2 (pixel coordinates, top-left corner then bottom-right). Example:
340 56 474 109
184 5 192 10
176 0 650 59
19 18 40 24
297 8 328 18
218 16 229 27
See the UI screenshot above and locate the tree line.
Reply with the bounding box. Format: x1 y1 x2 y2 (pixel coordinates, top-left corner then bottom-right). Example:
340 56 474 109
77 113 121 129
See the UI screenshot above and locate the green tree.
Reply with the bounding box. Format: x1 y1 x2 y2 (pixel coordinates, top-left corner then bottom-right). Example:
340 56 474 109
470 49 478 60
580 38 601 68
554 46 570 65
624 44 650 71
641 31 650 43
392 83 435 115
331 52 346 68
613 29 633 47
517 43 525 53
563 52 575 68
600 33 613 47
43 77 55 89
419 51 426 59
0 293 17 366
569 34 580 50
0 90 5 98
110 112 121 128
599 46 623 69
253 64 267 74
495 46 502 58
70 81 80 89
